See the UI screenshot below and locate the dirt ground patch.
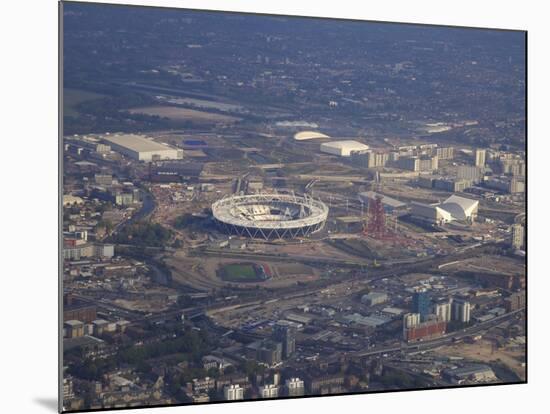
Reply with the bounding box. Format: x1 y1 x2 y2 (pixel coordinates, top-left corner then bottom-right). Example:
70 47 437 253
274 263 314 276
446 255 526 276
433 338 526 381
127 106 241 123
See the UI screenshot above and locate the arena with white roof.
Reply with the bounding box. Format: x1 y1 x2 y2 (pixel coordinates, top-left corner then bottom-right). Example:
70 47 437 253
320 140 369 156
411 194 479 225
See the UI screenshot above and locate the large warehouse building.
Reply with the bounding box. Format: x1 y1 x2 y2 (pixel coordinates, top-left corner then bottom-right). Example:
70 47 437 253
102 134 183 161
411 194 479 225
320 140 369 157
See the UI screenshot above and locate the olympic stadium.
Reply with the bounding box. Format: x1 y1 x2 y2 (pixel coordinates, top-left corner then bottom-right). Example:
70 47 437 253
212 193 329 240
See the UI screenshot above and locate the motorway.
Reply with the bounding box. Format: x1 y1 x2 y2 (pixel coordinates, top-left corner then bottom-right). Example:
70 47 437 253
282 309 524 376
68 193 520 364
198 242 489 269
71 236 505 329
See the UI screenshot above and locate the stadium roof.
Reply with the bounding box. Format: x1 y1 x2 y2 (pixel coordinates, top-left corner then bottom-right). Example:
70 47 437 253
294 131 331 141
212 193 328 231
102 134 173 152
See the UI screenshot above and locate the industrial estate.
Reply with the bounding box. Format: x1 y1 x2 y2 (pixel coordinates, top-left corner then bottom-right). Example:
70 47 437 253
62 3 526 412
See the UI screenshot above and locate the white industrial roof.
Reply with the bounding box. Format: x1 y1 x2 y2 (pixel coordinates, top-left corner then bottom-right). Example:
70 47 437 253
102 134 173 152
321 140 369 150
294 131 331 141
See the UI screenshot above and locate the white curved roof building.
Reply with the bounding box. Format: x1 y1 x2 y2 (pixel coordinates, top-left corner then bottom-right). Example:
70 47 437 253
439 195 479 221
411 195 478 224
294 131 331 141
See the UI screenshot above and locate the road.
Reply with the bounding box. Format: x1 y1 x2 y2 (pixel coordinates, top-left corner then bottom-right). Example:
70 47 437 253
111 189 155 234
82 238 501 328
350 308 524 359
197 238 499 271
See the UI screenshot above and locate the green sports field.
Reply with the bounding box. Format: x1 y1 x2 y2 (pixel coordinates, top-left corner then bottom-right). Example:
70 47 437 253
219 263 267 283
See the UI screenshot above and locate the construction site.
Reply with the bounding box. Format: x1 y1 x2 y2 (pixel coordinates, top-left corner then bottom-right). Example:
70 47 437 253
123 124 523 298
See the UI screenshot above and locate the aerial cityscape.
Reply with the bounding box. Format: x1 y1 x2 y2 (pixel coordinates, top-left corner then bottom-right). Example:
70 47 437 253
61 2 526 411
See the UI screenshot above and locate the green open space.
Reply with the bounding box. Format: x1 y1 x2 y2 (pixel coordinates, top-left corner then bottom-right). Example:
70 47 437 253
218 263 267 283
63 88 106 117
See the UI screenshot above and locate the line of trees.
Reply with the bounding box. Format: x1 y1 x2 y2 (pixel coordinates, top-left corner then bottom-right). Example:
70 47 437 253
112 221 173 247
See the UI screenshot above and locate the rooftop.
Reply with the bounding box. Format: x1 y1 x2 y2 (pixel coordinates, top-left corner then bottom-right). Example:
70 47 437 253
440 194 479 219
363 292 388 299
359 191 406 209
102 134 173 153
64 320 84 327
294 131 331 141
321 140 369 150
444 364 495 378
343 313 390 327
92 319 109 325
63 335 105 351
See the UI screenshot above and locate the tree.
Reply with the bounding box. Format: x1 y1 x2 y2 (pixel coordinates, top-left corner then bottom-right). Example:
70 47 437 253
96 219 113 233
224 365 236 375
113 221 173 247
